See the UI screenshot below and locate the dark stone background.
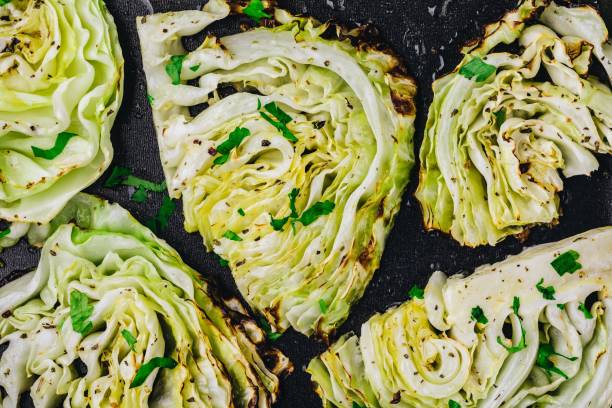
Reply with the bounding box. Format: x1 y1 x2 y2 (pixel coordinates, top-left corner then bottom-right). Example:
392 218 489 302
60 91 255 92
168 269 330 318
1 1 610 406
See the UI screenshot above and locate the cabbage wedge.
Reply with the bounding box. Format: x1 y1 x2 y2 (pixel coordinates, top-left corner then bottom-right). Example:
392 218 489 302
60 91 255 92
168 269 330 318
0 194 291 407
308 227 612 407
137 0 416 338
416 0 612 246
0 0 124 246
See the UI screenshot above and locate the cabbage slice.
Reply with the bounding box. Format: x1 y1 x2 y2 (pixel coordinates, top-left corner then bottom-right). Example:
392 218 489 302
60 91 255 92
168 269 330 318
137 0 416 338
0 0 123 229
416 0 612 246
308 227 612 407
0 194 291 407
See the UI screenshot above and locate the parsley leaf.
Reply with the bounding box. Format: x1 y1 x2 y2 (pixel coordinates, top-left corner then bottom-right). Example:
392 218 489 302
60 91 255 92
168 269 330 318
297 201 335 226
496 297 527 353
238 208 245 216
189 64 200 72
551 250 581 276
104 166 131 187
0 0 12 6
131 186 149 203
104 166 166 203
258 100 298 142
223 230 242 241
31 132 77 160
121 329 137 352
147 94 154 106
270 216 289 231
0 228 10 239
319 299 329 314
493 108 506 129
217 255 229 267
288 188 300 218
165 55 186 85
471 306 488 325
130 357 178 388
535 343 577 380
459 57 496 82
449 401 461 408
557 303 565 310
214 127 251 165
70 290 94 336
259 318 282 341
578 303 593 319
243 0 271 24
352 403 366 408
536 278 556 300
145 196 176 233
408 285 424 299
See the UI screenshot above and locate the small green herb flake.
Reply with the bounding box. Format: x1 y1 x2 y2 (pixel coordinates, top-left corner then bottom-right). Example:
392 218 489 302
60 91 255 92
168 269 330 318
165 55 186 85
145 196 176 233
270 216 289 231
130 357 178 388
319 299 329 314
258 100 298 142
551 250 582 276
298 201 335 226
288 188 300 218
70 290 94 336
238 208 245 216
493 108 506 129
471 306 488 325
243 0 271 24
259 318 281 341
189 64 201 72
459 57 496 82
123 176 166 193
578 303 593 319
223 230 242 242
147 94 154 106
121 329 137 351
0 0 12 6
536 278 556 300
536 343 577 380
352 402 366 408
32 132 77 160
0 228 10 239
104 166 131 187
104 167 166 201
512 296 520 315
557 303 565 310
214 127 251 165
497 296 527 353
408 285 424 299
449 401 461 408
131 186 149 203
218 256 229 267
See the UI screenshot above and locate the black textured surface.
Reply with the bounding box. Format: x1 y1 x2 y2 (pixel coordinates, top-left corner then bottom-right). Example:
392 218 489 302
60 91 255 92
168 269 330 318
2 1 611 407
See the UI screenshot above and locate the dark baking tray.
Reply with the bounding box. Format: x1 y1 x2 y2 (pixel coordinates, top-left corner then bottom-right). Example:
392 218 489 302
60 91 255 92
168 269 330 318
2 1 610 407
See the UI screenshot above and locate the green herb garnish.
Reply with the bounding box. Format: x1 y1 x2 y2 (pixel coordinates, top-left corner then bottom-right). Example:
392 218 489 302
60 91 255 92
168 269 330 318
214 127 251 165
165 55 186 85
145 196 175 233
297 201 335 226
217 255 229 267
319 299 329 314
557 303 565 310
189 64 201 72
459 57 496 82
259 318 282 341
70 290 94 336
352 402 365 408
104 166 166 203
471 306 488 325
130 357 178 388
243 0 271 24
258 100 297 142
32 132 77 160
535 343 577 380
0 228 10 239
536 278 556 300
578 303 593 319
223 230 242 242
270 216 289 231
449 401 461 408
288 188 300 218
147 94 154 106
496 297 527 353
0 0 13 6
238 208 245 216
493 108 506 129
121 329 137 351
408 285 424 299
551 250 581 276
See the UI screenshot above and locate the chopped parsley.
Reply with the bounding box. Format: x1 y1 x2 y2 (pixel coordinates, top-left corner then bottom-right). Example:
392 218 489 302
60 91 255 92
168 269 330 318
165 55 186 85
104 166 166 203
0 0 12 6
145 196 176 233
557 303 565 310
449 401 461 408
408 285 424 299
551 250 581 276
297 201 335 226
496 297 527 353
243 0 271 24
223 230 242 241
31 132 77 160
121 329 137 352
536 278 556 300
270 216 289 231
471 306 488 325
352 403 365 408
459 57 496 82
130 357 178 388
258 100 298 142
535 343 577 380
0 228 10 239
214 127 251 165
259 318 282 341
70 290 94 336
237 208 245 216
288 188 300 218
217 255 229 267
189 64 201 72
319 299 329 314
578 303 593 319
493 108 506 128
147 94 154 106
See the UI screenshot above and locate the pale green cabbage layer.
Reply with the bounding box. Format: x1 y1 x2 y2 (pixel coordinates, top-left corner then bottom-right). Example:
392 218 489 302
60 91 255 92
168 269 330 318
308 227 612 407
137 0 416 338
0 194 290 407
416 0 612 246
